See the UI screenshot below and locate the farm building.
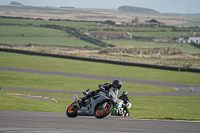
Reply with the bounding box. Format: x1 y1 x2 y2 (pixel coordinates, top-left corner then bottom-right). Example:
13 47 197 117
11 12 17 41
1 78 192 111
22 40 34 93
176 33 200 44
101 18 165 27
135 19 166 27
101 20 116 26
89 31 132 40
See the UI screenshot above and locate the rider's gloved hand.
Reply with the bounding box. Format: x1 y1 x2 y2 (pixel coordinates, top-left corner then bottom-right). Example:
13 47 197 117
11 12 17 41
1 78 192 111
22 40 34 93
98 84 104 90
98 84 107 93
103 83 111 90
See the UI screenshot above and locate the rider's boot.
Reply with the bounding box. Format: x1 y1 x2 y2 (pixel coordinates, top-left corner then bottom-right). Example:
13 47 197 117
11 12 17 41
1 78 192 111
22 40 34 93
80 91 90 107
79 97 86 107
79 90 87 106
80 89 93 107
125 110 129 117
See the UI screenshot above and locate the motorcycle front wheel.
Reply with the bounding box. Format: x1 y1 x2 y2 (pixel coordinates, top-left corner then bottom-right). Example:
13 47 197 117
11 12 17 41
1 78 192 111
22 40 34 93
95 102 113 119
111 109 118 116
66 102 78 117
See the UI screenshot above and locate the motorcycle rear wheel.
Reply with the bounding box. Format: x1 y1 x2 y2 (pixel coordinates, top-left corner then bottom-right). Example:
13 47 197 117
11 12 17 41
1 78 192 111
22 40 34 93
66 102 78 117
95 102 113 119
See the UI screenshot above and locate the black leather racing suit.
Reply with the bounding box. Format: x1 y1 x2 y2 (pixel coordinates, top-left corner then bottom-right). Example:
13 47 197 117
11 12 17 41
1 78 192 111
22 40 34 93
80 83 112 106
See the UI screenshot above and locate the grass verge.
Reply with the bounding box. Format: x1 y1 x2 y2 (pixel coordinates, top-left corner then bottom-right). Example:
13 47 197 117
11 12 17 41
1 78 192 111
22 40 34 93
1 90 200 120
131 96 200 120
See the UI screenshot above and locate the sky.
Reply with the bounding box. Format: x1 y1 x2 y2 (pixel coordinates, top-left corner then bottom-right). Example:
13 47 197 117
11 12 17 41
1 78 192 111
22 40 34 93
0 0 200 14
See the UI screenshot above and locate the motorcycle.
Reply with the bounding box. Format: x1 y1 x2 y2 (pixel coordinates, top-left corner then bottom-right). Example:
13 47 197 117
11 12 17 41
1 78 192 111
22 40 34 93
66 88 118 119
111 99 132 117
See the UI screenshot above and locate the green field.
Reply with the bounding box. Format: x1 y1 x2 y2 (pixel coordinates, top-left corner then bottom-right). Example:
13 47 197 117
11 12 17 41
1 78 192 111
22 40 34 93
1 17 200 52
0 25 69 36
1 17 200 38
0 17 99 28
0 25 98 47
130 31 200 38
0 36 97 47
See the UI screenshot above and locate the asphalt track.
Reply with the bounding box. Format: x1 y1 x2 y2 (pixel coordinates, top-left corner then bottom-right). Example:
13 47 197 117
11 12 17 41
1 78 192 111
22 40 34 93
1 66 200 132
1 110 200 133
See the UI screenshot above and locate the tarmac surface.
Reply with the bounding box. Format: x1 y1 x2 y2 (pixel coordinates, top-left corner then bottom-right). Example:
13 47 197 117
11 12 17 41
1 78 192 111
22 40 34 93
1 66 200 132
0 110 200 133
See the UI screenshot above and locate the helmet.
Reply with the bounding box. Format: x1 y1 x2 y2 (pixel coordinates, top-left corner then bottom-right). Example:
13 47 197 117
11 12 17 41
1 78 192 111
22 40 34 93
122 91 128 97
112 79 122 90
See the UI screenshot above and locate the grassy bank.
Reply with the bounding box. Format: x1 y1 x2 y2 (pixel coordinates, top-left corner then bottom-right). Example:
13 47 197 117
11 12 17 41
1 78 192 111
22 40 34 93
1 51 200 85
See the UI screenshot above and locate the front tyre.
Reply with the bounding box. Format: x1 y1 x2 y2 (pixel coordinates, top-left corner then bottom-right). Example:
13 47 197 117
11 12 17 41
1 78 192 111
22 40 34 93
95 102 113 119
66 102 78 117
111 108 118 116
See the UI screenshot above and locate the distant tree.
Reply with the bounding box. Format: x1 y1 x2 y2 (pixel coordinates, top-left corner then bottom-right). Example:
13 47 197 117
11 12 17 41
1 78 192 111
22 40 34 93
118 6 160 14
10 1 22 5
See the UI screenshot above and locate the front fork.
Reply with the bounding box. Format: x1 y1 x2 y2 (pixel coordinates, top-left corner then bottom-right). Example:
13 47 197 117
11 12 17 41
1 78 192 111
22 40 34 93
102 102 108 109
73 95 80 109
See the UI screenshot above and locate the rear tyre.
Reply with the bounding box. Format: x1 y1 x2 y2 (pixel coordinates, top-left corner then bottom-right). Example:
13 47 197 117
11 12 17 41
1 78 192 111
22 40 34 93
66 102 78 117
95 102 113 119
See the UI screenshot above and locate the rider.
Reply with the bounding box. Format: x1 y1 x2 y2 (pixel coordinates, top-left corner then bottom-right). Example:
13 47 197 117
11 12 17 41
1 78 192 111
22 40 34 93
118 91 130 115
80 79 122 106
99 79 122 96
